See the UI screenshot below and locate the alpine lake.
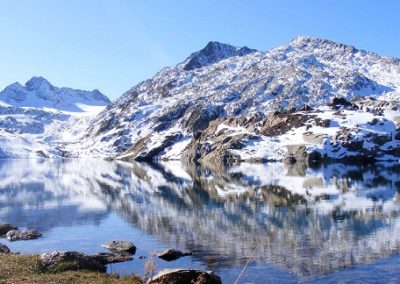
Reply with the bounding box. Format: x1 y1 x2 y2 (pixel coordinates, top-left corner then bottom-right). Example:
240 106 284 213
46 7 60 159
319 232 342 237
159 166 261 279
1 159 400 283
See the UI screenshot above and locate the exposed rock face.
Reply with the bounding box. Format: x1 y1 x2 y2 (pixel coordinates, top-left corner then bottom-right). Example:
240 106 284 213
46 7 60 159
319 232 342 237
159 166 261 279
6 230 42 241
157 249 192 261
258 113 314 136
102 240 136 254
181 119 246 167
40 251 106 273
0 243 10 254
148 269 221 284
0 224 17 236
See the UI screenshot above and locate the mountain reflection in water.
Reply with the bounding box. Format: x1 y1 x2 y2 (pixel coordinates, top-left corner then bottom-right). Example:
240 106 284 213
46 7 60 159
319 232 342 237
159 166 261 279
0 159 400 280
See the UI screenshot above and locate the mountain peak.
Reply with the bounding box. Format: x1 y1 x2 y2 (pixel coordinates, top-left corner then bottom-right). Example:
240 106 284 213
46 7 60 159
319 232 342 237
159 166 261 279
25 76 53 91
182 41 257 71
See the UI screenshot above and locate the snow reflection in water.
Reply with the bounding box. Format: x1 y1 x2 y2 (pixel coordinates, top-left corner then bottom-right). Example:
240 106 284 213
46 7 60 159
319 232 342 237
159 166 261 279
0 159 400 283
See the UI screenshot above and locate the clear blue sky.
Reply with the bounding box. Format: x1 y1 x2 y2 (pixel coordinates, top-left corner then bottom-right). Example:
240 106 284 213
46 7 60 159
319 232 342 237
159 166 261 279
1 0 399 100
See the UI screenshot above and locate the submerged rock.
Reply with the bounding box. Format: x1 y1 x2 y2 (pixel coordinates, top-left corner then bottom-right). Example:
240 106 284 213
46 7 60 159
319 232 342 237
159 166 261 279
0 243 11 254
147 269 221 284
6 230 42 241
157 248 192 261
40 251 106 273
102 240 136 254
91 252 133 264
0 224 17 237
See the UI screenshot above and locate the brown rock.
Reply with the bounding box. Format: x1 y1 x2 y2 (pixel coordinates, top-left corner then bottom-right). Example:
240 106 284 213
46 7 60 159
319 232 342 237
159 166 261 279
147 269 221 284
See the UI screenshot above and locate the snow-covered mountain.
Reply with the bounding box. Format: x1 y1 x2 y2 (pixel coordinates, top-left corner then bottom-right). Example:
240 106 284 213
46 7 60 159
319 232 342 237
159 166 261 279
0 77 110 158
72 36 400 165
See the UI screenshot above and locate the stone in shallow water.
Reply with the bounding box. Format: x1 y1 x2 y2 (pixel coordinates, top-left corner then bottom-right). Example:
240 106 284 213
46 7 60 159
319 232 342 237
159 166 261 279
91 252 133 264
147 269 221 284
0 243 11 254
6 230 42 241
157 248 192 261
102 240 136 254
0 224 17 236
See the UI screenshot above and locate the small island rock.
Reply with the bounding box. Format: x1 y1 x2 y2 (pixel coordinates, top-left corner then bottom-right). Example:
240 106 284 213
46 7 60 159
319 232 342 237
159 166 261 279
6 230 42 241
102 240 136 254
157 248 192 261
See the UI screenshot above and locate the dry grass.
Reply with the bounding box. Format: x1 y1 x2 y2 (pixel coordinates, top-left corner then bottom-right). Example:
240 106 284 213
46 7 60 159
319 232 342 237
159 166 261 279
0 254 144 284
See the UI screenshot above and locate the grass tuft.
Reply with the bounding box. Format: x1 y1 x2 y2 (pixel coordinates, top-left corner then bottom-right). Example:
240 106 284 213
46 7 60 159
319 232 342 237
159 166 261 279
0 254 143 284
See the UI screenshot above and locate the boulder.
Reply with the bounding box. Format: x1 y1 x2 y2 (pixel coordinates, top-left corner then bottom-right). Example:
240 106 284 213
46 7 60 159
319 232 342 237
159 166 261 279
157 249 192 261
0 224 17 236
102 240 136 254
0 243 11 254
40 251 106 273
147 269 221 284
6 230 42 241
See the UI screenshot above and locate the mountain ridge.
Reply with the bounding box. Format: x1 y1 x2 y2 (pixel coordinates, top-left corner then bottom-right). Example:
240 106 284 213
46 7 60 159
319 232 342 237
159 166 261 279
0 76 110 112
71 36 400 165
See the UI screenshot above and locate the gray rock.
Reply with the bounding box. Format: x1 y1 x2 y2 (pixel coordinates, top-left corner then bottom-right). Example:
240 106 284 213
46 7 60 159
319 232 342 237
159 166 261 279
147 269 221 284
0 224 17 236
6 230 42 241
157 248 192 261
0 243 11 254
40 251 106 273
102 240 136 254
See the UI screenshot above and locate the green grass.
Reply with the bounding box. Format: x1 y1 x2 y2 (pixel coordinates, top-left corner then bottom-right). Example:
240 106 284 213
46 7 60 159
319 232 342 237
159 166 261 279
0 254 144 284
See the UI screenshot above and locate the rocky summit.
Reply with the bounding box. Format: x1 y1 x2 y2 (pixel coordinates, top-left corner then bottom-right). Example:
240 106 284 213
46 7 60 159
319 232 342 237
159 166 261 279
70 36 400 166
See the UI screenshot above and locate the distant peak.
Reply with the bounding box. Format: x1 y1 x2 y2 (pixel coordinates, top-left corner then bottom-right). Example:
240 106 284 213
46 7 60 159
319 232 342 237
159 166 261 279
25 76 52 90
182 41 257 71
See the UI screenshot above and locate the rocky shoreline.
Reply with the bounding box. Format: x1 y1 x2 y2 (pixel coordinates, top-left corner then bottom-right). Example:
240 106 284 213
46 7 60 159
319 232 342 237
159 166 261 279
0 223 221 284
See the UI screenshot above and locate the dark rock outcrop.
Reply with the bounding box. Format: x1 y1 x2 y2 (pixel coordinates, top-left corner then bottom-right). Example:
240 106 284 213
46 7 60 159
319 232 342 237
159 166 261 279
258 113 314 136
182 104 225 132
121 133 183 162
0 224 17 236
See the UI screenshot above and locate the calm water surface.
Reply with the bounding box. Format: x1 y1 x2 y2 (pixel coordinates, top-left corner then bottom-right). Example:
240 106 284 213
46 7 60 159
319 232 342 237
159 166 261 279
1 159 400 283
